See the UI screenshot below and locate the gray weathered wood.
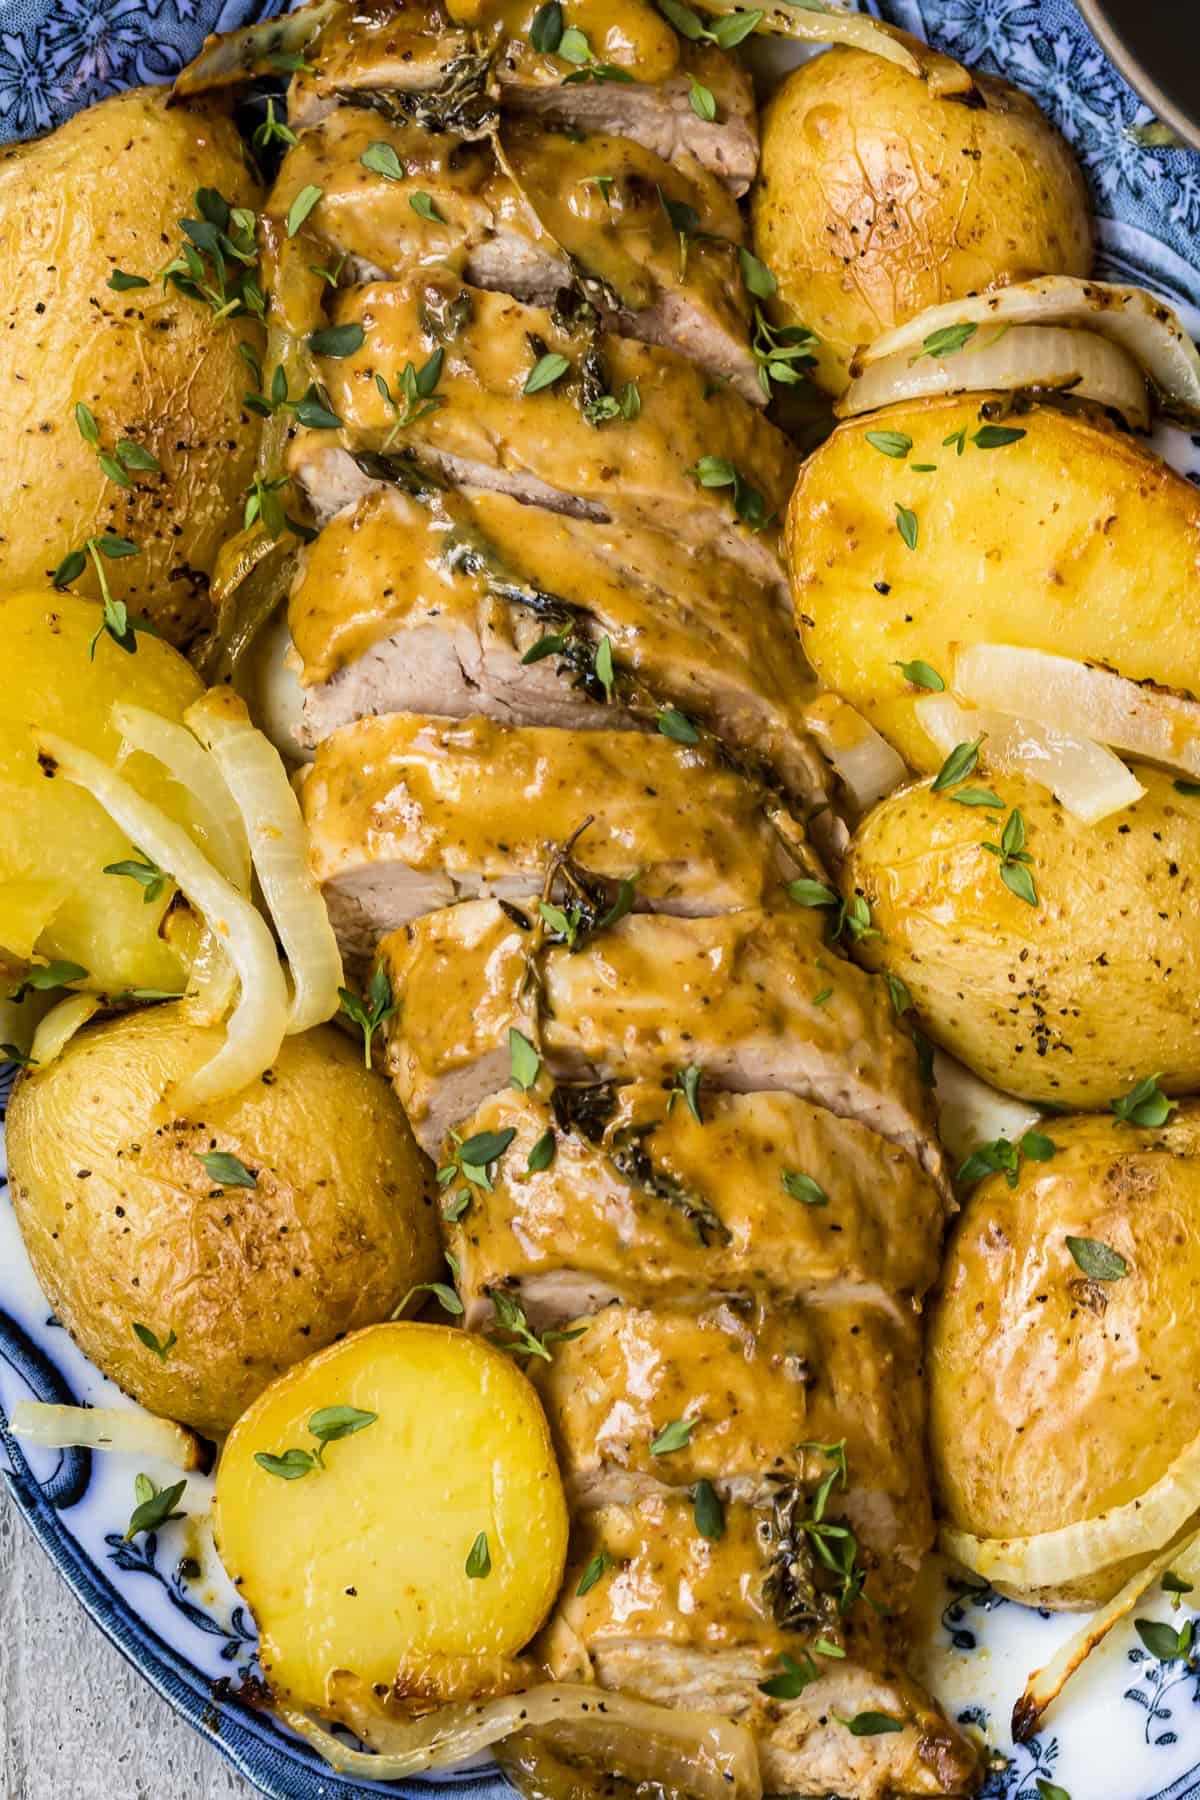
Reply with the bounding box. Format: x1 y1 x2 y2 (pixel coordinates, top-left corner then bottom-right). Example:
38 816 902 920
1 1484 256 1799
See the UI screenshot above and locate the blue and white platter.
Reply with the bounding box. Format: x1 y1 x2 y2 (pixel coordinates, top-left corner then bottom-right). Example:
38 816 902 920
3 3 1200 1797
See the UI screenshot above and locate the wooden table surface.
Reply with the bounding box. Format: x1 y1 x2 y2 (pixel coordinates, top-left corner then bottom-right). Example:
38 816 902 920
1 1483 255 1800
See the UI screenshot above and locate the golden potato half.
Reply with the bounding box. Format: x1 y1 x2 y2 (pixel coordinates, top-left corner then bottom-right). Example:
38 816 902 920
8 1009 441 1436
754 49 1092 391
845 765 1200 1108
214 1324 569 1714
930 1106 1200 1605
0 87 263 645
0 587 206 993
788 395 1200 769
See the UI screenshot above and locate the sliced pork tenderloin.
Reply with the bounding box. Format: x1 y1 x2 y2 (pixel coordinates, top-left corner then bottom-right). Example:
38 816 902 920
267 109 759 399
379 901 947 1188
303 271 794 585
439 1084 946 1320
300 712 815 967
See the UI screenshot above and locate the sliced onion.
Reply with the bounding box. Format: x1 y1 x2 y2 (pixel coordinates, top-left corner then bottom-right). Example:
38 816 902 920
36 732 288 1110
28 993 102 1067
916 694 1145 824
10 1401 206 1470
171 0 335 97
185 691 342 1035
853 276 1200 424
839 325 1149 429
277 1684 760 1800
802 692 907 813
689 0 971 91
942 1423 1200 1590
955 643 1200 783
113 704 249 891
1012 1528 1200 1742
182 929 239 1028
931 1050 1042 1166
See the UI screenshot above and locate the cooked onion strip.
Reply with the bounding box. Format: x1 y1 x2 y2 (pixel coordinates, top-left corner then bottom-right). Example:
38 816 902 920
171 0 335 97
942 1426 1200 1590
931 1050 1043 1166
277 1684 761 1800
113 704 249 890
854 276 1200 424
182 929 239 1028
802 692 907 813
36 732 287 1108
916 694 1145 824
839 325 1149 429
10 1401 206 1470
29 993 102 1067
955 644 1200 783
1011 1529 1200 1743
185 691 341 1035
687 0 971 91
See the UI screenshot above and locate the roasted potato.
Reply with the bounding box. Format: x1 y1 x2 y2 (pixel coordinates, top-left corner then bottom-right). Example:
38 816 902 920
214 1323 569 1712
787 394 1200 770
929 1106 1200 1606
0 87 263 646
845 765 1200 1108
0 586 208 994
8 1008 441 1437
753 50 1092 392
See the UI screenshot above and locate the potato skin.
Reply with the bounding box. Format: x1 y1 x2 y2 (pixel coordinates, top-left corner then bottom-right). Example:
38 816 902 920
8 1009 441 1437
215 1323 569 1713
0 88 263 646
929 1107 1200 1606
846 766 1200 1108
0 587 205 993
788 395 1200 769
753 49 1092 392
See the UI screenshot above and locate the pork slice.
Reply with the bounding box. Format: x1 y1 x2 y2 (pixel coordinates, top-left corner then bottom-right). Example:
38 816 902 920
306 272 794 586
546 1495 980 1797
301 712 809 967
380 903 948 1190
440 1086 946 1316
285 477 828 813
270 110 760 399
527 1298 931 1575
285 1 758 192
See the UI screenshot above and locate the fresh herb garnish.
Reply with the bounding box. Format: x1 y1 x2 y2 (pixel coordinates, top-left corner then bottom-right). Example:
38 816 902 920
650 1417 695 1455
917 322 977 359
895 503 918 550
867 431 913 460
957 1131 1057 1189
1066 1236 1128 1281
285 183 323 238
687 454 772 531
409 191 446 224
75 402 161 489
787 878 839 909
893 658 943 690
952 787 1004 808
842 1712 903 1736
132 1323 176 1361
1111 1073 1177 1127
529 0 563 50
982 807 1037 906
656 708 700 744
692 1477 725 1540
376 348 447 443
158 188 265 322
524 351 571 395
758 1651 820 1699
487 1286 586 1361
750 307 818 400
251 98 297 157
360 141 406 180
527 1128 556 1172
243 473 313 544
688 74 717 120
108 268 150 291
509 1026 540 1091
12 958 89 995
583 379 640 425
339 964 396 1069
51 533 147 658
931 737 983 792
737 247 775 299
256 1406 378 1480
103 849 168 903
593 634 615 701
124 1475 187 1541
782 1170 829 1206
465 1531 492 1578
657 0 762 48
309 321 365 358
576 1548 613 1595
196 1150 257 1189
1164 1571 1196 1596
437 1128 517 1205
668 1064 703 1125
972 424 1027 449
396 1278 465 1317
1135 1617 1194 1663
243 363 342 429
